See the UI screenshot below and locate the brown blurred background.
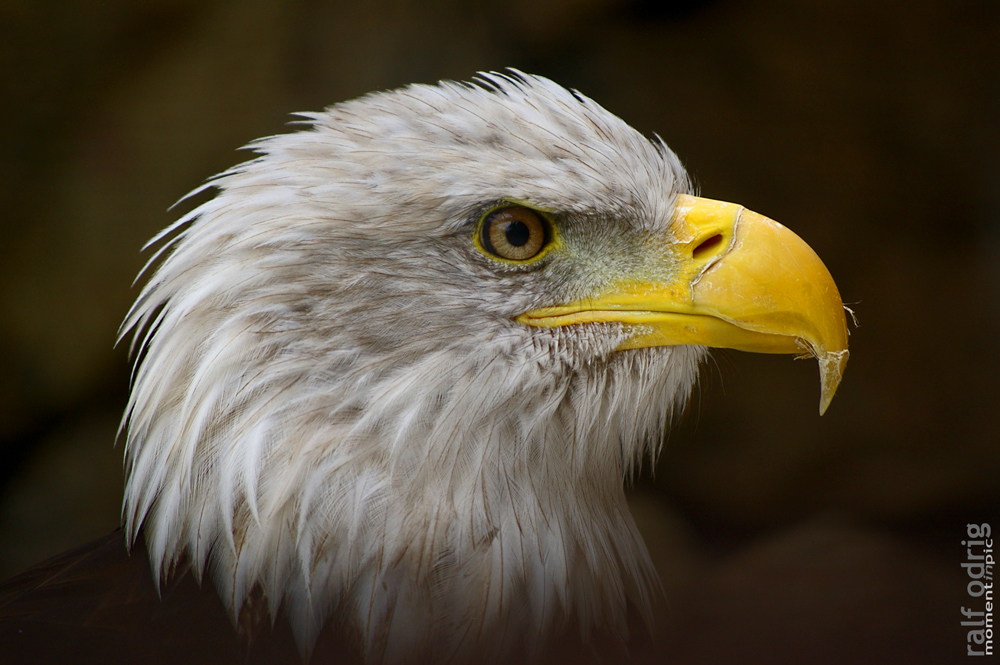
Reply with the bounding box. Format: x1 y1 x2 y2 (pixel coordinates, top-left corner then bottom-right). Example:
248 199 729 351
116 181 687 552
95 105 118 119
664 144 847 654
1 0 997 663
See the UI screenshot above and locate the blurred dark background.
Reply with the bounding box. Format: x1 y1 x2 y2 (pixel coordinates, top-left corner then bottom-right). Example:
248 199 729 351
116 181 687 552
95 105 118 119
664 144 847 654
1 0 997 662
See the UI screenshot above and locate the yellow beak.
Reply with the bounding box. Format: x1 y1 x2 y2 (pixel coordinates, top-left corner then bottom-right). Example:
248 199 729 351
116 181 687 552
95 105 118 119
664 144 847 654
517 194 849 414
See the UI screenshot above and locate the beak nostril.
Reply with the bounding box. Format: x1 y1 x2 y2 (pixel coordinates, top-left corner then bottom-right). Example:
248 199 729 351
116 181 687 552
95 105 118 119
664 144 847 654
693 233 724 259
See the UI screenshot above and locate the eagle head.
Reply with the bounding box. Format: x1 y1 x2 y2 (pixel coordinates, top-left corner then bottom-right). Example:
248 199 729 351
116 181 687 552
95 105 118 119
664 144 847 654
120 72 847 663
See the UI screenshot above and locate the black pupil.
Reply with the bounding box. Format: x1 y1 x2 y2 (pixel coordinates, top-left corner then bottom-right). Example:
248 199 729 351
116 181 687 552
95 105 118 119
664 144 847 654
505 221 530 247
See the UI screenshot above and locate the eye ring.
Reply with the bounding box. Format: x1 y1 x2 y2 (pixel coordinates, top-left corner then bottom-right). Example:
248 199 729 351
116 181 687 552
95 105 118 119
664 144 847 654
479 206 549 261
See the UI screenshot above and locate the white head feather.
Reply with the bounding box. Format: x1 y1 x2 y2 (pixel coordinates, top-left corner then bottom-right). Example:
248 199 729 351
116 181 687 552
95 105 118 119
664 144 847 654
120 72 703 663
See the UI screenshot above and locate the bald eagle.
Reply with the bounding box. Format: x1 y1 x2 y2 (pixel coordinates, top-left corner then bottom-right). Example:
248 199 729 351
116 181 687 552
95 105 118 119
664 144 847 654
0 72 847 665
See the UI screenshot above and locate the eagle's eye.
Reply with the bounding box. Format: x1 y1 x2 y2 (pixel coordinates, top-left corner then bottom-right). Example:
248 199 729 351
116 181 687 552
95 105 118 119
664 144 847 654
480 206 548 261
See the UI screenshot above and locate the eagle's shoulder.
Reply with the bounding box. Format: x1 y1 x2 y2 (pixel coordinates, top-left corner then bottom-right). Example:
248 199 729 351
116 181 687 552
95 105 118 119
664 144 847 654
0 532 360 665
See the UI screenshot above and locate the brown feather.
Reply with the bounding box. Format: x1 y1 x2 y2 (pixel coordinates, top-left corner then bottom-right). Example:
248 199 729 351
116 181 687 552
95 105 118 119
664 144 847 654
0 532 361 665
